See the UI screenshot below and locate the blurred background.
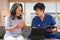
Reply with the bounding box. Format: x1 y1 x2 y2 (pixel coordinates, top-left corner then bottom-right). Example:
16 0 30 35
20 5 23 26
0 0 60 31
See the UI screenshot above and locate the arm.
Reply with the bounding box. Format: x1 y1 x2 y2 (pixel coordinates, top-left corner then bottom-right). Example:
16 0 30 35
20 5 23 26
5 26 16 31
48 16 57 32
31 17 38 28
47 27 57 32
5 17 15 31
5 17 25 31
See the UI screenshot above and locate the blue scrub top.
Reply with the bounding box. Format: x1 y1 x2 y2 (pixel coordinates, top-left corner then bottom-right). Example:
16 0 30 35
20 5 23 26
31 14 56 37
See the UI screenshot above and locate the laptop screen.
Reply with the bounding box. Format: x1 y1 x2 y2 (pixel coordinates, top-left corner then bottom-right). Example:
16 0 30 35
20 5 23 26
31 28 47 36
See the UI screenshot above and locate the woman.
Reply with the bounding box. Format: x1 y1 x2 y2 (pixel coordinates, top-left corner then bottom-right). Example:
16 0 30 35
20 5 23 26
4 3 26 40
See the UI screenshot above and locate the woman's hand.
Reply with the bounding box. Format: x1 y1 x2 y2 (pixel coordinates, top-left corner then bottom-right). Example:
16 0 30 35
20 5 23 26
20 21 26 28
14 21 26 29
5 21 26 31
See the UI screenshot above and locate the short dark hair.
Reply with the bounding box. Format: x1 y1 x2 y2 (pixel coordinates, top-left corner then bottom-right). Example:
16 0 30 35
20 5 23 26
10 3 23 20
34 3 45 11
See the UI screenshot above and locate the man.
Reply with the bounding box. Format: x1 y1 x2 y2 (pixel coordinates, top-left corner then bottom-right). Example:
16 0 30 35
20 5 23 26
31 3 60 39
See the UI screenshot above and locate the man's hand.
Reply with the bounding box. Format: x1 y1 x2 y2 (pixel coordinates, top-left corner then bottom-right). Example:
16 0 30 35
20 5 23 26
47 28 56 32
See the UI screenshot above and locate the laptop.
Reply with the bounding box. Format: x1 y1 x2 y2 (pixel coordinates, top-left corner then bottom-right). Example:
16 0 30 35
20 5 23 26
31 28 47 36
31 26 56 36
31 28 47 40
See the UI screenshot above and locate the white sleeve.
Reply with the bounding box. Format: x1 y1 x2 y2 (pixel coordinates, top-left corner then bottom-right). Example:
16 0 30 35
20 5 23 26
5 16 11 29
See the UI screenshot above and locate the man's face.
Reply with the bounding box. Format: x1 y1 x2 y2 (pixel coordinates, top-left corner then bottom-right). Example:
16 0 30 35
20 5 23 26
35 8 44 17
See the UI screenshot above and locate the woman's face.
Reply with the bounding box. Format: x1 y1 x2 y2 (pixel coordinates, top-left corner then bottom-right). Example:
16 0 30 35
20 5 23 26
15 6 22 17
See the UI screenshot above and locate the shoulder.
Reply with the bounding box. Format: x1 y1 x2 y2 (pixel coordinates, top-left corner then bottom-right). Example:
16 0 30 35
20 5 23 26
32 16 39 20
5 16 11 21
45 14 53 18
33 16 39 19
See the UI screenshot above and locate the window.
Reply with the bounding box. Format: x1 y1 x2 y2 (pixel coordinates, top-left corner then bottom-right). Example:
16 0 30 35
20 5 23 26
25 2 57 26
57 2 60 26
9 2 60 27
